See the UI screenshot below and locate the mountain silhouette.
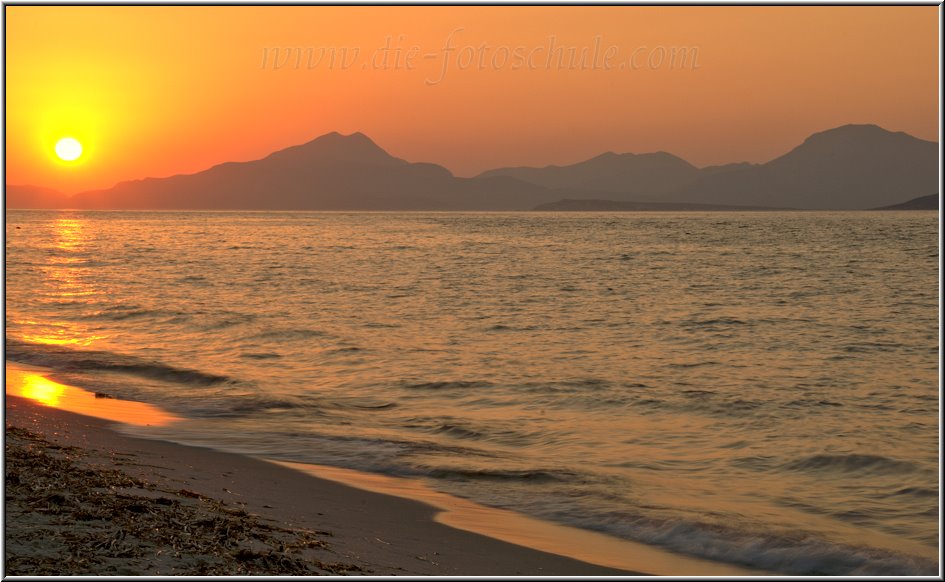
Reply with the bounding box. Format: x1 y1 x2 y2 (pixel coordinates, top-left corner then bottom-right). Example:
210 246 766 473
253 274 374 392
872 194 938 210
4 125 938 211
479 151 700 197
68 132 550 211
667 124 939 209
481 124 938 210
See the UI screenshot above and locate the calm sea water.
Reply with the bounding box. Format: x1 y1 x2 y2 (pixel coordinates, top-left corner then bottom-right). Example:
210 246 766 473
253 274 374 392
4 210 939 575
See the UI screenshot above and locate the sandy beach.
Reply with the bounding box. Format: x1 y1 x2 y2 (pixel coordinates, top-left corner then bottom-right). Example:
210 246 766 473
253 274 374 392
4 363 649 576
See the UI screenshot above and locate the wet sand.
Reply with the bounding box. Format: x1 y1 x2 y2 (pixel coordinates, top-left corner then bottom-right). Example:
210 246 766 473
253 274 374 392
4 365 641 576
4 363 768 576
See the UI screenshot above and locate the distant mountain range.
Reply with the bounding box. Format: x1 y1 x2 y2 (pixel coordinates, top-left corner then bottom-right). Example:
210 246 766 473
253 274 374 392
5 124 939 211
485 124 938 210
533 199 782 212
9 133 551 211
872 194 938 210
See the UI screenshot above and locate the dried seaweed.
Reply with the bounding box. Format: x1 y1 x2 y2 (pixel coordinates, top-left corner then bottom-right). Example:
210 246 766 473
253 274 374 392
5 424 365 575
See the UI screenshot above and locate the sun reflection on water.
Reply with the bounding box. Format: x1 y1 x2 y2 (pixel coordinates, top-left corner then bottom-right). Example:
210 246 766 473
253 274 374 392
6 365 178 427
16 215 109 347
52 217 86 251
20 322 106 347
18 373 66 407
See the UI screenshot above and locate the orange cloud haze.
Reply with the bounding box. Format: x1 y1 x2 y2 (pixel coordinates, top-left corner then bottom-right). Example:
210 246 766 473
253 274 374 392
4 5 940 193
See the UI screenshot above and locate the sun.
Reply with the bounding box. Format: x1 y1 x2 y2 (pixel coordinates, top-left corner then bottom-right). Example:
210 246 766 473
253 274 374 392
55 137 83 161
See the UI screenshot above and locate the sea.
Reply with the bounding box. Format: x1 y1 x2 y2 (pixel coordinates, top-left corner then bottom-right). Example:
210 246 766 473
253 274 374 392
4 209 939 575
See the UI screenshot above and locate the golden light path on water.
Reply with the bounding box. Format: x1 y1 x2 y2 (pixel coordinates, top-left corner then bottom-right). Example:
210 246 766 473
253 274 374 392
18 216 109 347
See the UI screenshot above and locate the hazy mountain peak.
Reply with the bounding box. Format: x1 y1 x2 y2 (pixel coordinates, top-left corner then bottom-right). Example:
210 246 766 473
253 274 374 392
673 123 938 210
267 130 401 166
777 123 934 164
587 150 687 163
308 130 374 144
800 123 920 146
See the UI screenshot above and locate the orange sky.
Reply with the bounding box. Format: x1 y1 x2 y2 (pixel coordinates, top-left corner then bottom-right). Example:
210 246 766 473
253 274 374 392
4 6 940 194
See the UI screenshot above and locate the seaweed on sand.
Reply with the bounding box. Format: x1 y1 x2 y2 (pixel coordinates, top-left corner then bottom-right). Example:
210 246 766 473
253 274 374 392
4 425 365 575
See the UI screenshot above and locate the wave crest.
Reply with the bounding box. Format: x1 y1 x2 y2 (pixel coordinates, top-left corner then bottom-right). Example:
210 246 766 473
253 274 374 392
6 339 232 387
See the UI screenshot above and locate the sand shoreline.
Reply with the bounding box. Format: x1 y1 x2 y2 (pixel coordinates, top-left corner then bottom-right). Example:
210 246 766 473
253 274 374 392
4 363 774 576
4 367 645 576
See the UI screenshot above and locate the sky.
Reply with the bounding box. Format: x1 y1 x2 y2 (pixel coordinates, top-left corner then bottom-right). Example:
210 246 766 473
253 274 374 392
4 5 940 194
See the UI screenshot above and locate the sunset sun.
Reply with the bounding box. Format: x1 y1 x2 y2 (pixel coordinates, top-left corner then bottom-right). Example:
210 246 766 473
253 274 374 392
54 137 83 162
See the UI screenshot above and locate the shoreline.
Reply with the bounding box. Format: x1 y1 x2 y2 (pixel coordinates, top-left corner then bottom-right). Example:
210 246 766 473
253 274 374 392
6 363 647 576
4 362 769 576
5 392 632 575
